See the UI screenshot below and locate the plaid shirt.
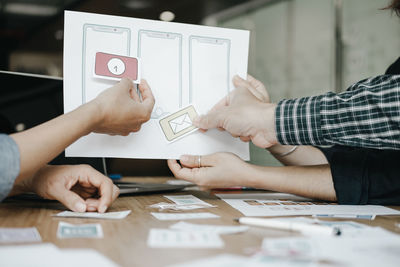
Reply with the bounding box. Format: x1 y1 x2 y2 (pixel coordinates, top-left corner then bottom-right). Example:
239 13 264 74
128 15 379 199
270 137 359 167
275 75 400 149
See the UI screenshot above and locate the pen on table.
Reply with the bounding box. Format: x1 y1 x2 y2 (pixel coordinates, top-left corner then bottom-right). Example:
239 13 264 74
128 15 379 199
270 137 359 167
234 217 341 236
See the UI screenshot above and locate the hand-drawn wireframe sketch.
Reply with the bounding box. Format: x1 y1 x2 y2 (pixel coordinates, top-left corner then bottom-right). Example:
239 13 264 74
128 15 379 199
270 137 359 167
82 24 131 104
159 105 198 142
138 30 182 119
64 11 250 159
189 36 231 114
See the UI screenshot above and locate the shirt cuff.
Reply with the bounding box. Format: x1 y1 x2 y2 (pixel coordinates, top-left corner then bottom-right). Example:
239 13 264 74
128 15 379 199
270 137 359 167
0 134 20 201
275 95 324 145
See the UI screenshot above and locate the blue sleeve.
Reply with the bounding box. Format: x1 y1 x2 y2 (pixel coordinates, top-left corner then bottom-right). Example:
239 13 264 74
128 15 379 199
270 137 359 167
0 134 20 201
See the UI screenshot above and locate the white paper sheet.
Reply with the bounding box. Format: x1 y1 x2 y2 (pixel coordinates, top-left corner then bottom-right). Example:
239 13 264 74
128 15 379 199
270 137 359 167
216 193 400 217
151 212 219 221
147 228 224 248
0 243 118 267
64 11 250 159
260 227 400 267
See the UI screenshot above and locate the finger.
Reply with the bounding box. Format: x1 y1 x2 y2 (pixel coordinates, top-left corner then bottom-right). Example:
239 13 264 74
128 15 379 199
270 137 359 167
84 168 114 213
192 108 228 129
233 75 265 102
130 87 141 102
138 79 155 111
167 159 198 183
56 189 87 212
179 154 216 168
247 74 268 101
85 198 99 212
240 136 251 142
112 185 120 202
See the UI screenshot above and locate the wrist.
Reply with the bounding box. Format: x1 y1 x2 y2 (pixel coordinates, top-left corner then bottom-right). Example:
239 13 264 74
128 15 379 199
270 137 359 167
262 103 278 146
268 144 298 157
79 100 104 135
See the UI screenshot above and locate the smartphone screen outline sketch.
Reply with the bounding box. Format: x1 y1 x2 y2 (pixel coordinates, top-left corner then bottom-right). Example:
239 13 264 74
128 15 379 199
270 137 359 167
189 35 231 114
82 24 131 104
137 30 183 119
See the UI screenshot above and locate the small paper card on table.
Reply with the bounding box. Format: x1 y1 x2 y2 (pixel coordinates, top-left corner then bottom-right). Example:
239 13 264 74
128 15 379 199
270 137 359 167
0 227 42 243
170 221 249 235
159 105 198 143
147 228 224 248
151 212 220 221
57 222 103 239
54 210 131 220
164 195 214 207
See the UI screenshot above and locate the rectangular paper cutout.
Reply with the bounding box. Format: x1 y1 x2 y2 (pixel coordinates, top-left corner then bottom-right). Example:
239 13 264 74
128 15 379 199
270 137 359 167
94 52 140 82
159 105 198 142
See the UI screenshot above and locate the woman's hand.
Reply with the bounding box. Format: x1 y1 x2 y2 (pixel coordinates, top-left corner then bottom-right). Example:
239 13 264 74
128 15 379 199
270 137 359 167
167 152 254 190
10 165 119 213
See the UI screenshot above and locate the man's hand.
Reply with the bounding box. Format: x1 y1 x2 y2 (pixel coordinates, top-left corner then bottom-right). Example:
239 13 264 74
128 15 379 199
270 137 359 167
91 78 155 136
11 165 119 213
193 75 278 148
168 153 252 190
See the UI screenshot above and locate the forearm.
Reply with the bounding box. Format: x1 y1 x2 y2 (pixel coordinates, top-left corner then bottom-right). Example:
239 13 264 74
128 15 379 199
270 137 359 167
10 102 101 181
275 75 400 149
245 164 337 201
267 145 328 166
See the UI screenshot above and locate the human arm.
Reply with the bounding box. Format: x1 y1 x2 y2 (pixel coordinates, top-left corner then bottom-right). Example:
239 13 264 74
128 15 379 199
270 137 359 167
194 75 400 150
11 78 154 182
168 153 337 202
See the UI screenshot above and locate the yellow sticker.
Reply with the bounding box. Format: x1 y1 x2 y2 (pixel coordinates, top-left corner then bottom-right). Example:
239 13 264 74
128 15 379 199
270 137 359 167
159 105 198 142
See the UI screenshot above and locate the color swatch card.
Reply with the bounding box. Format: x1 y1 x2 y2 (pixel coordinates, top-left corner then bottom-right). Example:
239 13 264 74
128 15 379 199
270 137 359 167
216 193 400 217
64 11 250 159
57 222 103 239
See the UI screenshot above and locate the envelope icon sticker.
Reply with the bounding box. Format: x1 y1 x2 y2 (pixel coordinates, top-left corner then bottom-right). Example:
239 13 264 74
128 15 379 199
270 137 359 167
169 113 192 134
159 105 198 142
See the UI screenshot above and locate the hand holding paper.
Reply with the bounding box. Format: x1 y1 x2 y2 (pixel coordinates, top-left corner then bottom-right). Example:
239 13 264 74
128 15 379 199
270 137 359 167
193 75 277 148
90 78 155 136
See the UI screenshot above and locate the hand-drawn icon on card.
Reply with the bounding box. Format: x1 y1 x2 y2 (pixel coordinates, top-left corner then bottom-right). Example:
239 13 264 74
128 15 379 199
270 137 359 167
159 105 199 142
94 52 140 83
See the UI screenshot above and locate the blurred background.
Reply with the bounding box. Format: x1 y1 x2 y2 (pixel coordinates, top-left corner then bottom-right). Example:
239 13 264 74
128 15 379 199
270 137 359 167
0 0 399 175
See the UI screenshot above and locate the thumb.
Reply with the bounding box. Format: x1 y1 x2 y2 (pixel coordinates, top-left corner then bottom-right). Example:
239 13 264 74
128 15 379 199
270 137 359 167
138 79 155 111
192 108 228 130
118 78 134 93
57 189 87 212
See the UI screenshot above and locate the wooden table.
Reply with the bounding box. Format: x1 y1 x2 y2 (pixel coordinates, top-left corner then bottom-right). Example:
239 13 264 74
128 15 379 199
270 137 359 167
1 177 400 267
